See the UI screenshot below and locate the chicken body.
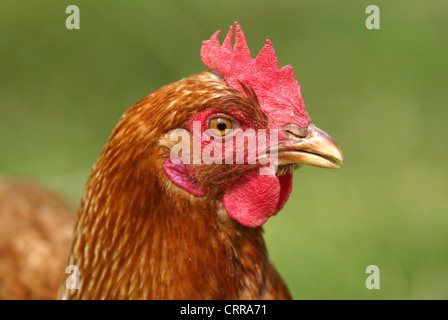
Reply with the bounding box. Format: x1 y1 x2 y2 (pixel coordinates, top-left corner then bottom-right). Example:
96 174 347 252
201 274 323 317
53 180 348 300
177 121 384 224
0 178 75 299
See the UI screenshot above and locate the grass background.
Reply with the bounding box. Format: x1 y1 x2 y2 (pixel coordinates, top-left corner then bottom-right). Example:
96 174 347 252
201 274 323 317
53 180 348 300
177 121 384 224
1 0 447 299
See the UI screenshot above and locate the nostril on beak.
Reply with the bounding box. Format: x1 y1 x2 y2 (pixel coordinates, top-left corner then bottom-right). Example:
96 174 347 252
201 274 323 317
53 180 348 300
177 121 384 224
282 124 308 139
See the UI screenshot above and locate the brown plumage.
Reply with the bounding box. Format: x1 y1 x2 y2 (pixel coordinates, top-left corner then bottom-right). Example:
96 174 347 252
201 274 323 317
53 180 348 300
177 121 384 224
63 72 291 299
0 177 75 299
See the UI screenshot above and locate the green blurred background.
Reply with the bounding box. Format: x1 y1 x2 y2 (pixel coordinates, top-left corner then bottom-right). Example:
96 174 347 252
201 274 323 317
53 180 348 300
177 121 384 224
1 0 447 299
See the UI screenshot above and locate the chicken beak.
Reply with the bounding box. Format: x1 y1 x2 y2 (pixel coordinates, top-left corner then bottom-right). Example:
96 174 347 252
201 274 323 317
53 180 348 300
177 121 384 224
278 124 344 169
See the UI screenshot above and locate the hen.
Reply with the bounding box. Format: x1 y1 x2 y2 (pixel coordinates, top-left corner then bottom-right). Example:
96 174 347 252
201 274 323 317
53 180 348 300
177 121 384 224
60 22 343 300
0 177 75 299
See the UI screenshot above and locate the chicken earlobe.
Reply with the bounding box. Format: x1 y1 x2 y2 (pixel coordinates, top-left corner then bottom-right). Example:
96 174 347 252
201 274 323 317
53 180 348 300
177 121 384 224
164 157 206 196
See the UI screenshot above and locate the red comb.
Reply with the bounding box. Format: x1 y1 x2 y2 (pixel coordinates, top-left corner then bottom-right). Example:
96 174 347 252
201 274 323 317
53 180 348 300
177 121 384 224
201 22 310 128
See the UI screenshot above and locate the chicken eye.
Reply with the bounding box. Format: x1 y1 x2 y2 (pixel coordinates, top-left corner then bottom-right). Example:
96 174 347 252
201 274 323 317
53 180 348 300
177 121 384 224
208 117 234 136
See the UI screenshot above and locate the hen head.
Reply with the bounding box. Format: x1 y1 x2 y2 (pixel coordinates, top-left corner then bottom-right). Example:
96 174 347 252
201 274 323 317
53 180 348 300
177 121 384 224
65 22 344 300
155 22 343 227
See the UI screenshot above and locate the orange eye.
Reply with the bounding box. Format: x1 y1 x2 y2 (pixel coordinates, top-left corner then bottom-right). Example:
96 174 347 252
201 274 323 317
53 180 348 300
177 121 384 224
208 117 235 136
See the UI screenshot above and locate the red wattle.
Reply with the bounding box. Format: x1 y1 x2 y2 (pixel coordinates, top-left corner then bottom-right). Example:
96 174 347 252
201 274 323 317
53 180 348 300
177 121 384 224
277 172 293 211
223 170 293 227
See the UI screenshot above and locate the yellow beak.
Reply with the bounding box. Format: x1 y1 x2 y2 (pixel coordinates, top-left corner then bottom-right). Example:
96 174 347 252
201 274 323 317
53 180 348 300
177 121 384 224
278 124 343 169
